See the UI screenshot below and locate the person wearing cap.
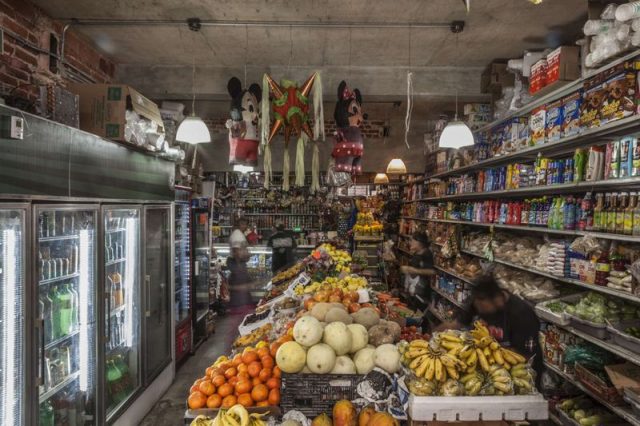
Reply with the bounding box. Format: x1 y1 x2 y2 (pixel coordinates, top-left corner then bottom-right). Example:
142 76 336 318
267 222 297 273
400 232 436 309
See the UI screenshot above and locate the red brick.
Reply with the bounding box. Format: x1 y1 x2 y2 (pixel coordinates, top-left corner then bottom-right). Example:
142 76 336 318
0 71 18 88
2 16 34 41
6 66 30 82
4 0 39 24
13 45 38 67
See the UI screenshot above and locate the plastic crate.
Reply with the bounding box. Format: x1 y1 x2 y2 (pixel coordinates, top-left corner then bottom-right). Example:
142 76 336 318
280 373 363 417
574 363 624 405
567 314 608 339
607 320 640 354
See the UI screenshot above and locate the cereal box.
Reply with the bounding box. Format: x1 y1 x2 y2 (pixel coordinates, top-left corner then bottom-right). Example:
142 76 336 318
529 106 546 145
562 91 582 137
600 64 637 125
545 100 563 143
580 75 606 129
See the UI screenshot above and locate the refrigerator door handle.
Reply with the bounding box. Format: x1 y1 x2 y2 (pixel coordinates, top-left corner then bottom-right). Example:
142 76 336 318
106 292 111 345
145 274 151 317
36 318 45 386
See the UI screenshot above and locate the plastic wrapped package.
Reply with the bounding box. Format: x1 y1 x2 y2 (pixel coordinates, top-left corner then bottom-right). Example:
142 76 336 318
583 19 615 36
124 110 165 150
601 3 618 20
616 1 640 22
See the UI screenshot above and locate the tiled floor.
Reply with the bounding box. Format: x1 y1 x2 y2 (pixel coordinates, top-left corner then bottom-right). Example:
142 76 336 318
139 313 239 425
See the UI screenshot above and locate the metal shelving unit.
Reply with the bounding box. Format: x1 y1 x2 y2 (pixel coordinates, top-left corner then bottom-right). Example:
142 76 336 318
431 284 467 309
433 265 476 286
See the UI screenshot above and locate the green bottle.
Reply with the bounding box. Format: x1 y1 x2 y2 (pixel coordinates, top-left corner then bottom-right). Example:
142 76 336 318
56 284 73 337
39 401 54 426
50 287 61 339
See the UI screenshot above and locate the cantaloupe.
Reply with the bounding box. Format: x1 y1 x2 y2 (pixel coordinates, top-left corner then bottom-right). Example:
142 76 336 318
323 322 352 356
347 323 368 353
374 344 400 373
306 343 337 374
353 347 376 374
293 315 324 346
276 341 307 373
331 355 357 374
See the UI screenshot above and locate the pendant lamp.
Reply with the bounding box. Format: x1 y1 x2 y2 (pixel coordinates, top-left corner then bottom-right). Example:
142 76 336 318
386 158 407 174
374 173 390 184
176 59 211 144
438 32 474 150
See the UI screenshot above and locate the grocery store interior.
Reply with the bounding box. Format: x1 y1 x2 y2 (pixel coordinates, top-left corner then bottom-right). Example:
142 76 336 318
6 0 640 425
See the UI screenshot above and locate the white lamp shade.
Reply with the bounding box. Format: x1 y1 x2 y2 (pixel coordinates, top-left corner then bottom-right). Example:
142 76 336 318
374 173 389 184
386 158 407 174
233 164 254 173
176 116 211 144
438 120 475 149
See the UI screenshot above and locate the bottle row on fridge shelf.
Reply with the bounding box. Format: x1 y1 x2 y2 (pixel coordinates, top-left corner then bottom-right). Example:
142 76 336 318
434 139 640 198
428 190 640 235
463 231 640 296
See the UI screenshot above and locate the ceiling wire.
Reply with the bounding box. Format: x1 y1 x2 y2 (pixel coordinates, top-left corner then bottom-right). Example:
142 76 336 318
244 24 249 87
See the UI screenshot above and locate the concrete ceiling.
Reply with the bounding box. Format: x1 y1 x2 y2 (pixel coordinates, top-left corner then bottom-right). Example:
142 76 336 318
32 0 587 100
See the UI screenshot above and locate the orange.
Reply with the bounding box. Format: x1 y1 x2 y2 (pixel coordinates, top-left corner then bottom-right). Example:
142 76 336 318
273 366 282 379
188 391 207 409
237 393 254 407
206 394 222 408
232 354 243 367
268 388 280 405
269 342 281 358
261 356 274 369
266 377 280 390
198 381 216 396
212 375 226 387
257 347 270 359
237 363 249 374
241 351 259 365
279 335 293 343
228 376 239 387
218 361 232 372
205 366 215 378
224 367 238 379
222 394 237 409
248 361 262 378
235 379 252 395
256 400 269 407
251 384 269 402
217 383 233 398
252 377 263 386
237 372 250 381
258 368 272 383
190 384 199 394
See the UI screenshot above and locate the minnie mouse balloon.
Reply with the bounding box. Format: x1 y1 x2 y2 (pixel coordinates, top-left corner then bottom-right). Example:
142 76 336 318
226 77 262 166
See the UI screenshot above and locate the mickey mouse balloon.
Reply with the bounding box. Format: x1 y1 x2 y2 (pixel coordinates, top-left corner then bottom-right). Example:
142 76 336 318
225 77 262 166
332 80 366 175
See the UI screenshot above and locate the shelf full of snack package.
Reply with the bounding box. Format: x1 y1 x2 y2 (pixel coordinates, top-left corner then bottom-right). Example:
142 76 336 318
399 55 640 425
185 242 549 426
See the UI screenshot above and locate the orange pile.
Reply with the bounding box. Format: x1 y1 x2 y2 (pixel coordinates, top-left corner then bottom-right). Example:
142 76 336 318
188 347 282 410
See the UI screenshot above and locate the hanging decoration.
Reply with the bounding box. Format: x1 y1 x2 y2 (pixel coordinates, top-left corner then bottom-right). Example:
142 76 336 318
261 72 324 190
404 71 413 149
330 80 366 180
225 77 262 166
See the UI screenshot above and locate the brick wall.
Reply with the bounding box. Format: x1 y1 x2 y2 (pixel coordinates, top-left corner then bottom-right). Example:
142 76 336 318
0 0 115 106
202 117 385 138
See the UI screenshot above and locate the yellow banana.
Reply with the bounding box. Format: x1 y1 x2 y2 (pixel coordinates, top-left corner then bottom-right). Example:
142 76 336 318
492 375 511 384
425 358 436 380
489 341 500 351
440 332 463 343
501 349 519 365
460 345 474 359
415 357 431 377
503 348 526 364
467 382 482 396
466 350 477 366
514 378 532 390
445 365 459 380
493 382 512 393
511 368 529 379
406 348 429 358
476 348 490 372
434 358 444 382
440 340 462 350
409 340 430 349
409 354 429 370
460 372 478 384
448 346 462 357
483 347 492 357
474 321 490 336
439 354 458 368
493 349 505 365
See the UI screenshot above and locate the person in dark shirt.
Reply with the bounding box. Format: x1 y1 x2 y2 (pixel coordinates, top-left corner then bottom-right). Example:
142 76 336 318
267 223 297 273
401 232 436 308
439 275 543 383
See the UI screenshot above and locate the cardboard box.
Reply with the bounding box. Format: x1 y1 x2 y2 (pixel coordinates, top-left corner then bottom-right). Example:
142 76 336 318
605 363 640 394
67 83 164 142
580 74 606 129
562 91 582 137
529 106 546 145
546 46 580 86
546 100 563 143
600 61 637 125
529 59 548 95
481 63 515 93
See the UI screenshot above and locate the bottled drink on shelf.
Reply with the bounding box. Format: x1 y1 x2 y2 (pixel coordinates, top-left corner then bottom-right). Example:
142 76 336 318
625 192 636 235
592 192 604 232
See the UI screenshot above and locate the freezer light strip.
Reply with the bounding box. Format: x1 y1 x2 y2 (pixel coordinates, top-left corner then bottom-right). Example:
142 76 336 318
2 230 17 425
79 230 89 392
124 218 136 347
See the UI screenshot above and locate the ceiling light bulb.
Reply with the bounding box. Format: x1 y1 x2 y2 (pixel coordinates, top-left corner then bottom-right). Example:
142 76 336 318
438 120 475 149
374 173 390 184
386 159 407 174
176 115 211 144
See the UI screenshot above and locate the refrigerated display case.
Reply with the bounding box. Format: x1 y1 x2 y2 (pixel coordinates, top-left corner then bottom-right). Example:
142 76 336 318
192 205 211 347
102 206 141 420
174 201 192 365
143 206 172 385
212 244 272 302
35 205 98 425
0 206 27 426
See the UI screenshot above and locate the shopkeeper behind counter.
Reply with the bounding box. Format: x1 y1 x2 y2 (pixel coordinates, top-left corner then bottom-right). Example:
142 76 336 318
267 222 297 273
439 275 543 381
400 232 436 309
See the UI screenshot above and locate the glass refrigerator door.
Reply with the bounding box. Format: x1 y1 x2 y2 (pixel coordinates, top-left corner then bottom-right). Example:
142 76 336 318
175 203 191 325
0 207 26 426
103 207 141 419
192 210 210 326
143 206 172 383
36 206 97 425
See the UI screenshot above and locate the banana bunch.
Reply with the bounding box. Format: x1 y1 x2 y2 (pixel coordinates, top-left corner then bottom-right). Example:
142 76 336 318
402 337 467 382
233 324 272 348
482 364 514 396
191 405 269 426
470 321 526 372
459 371 483 396
510 363 535 394
406 376 438 396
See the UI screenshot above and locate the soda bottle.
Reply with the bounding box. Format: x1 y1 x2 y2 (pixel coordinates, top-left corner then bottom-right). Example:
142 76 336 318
56 284 73 337
595 250 610 286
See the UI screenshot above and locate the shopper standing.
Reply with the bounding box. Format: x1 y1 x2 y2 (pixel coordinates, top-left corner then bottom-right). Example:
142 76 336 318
267 222 297 273
226 218 254 345
401 232 436 309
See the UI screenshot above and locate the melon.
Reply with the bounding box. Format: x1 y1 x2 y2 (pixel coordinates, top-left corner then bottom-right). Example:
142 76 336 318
276 341 307 373
325 307 353 324
374 344 401 373
353 347 376 374
293 315 324 346
331 355 357 374
306 343 337 374
347 323 368 353
323 321 353 356
310 303 332 321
